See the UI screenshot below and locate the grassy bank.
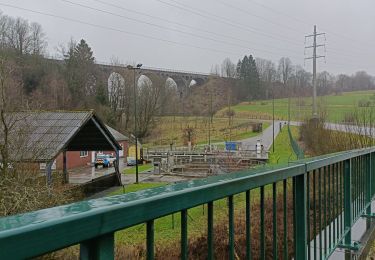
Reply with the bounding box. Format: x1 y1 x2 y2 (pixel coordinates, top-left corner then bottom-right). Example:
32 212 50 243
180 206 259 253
218 90 375 123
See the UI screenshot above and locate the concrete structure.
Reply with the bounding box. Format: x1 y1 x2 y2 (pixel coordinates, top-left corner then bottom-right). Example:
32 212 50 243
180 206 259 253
99 63 210 90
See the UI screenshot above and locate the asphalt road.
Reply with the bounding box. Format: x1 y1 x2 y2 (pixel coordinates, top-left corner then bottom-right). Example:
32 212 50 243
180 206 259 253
240 120 285 151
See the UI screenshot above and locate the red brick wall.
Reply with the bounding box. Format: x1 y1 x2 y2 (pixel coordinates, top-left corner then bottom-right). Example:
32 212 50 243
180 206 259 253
55 140 129 170
56 151 91 170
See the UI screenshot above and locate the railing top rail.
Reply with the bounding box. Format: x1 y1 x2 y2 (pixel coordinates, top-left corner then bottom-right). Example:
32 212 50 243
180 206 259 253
0 147 374 258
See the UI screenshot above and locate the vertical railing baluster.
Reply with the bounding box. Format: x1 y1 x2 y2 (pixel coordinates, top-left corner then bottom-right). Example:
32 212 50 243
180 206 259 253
341 161 344 239
323 166 327 257
246 190 251 260
228 195 235 260
352 157 358 220
80 232 114 260
307 171 311 260
181 209 188 260
295 172 307 260
318 168 322 260
367 153 372 223
364 155 367 213
207 201 214 260
260 186 265 260
147 220 154 260
313 170 316 260
344 159 352 259
356 157 359 219
293 177 297 256
283 179 288 260
273 183 278 260
331 164 336 246
328 164 331 251
336 162 339 241
360 156 363 215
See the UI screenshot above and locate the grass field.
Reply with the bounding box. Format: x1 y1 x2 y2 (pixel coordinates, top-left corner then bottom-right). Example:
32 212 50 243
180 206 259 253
218 90 375 123
123 164 154 174
144 116 269 147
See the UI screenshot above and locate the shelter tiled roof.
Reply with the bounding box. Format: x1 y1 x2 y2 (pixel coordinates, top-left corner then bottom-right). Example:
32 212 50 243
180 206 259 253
106 125 129 142
1 111 121 162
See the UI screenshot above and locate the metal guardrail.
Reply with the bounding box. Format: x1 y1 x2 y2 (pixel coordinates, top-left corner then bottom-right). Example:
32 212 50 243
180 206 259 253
288 125 305 159
1 148 375 259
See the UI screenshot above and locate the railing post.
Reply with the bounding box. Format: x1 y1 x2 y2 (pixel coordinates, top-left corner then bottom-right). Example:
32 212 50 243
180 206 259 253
294 172 307 260
344 159 352 260
80 232 114 260
366 153 372 230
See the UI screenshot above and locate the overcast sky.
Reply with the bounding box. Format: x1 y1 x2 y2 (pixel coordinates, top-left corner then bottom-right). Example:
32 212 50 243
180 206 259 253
0 0 374 75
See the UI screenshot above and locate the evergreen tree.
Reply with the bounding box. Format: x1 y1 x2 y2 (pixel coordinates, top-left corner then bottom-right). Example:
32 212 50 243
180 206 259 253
64 39 96 107
237 55 260 100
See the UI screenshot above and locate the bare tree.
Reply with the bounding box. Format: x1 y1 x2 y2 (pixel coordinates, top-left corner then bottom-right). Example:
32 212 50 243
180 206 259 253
137 75 164 138
278 57 293 87
29 22 47 55
210 64 220 76
0 13 47 55
7 17 31 55
221 58 236 78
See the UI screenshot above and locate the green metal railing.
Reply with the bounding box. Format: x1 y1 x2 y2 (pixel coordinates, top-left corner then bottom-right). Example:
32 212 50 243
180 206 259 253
288 125 305 159
1 148 375 259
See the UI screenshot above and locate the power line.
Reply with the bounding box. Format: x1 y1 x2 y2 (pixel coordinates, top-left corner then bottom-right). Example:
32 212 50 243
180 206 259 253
167 0 375 64
247 0 311 27
61 0 304 59
247 0 375 51
89 0 302 56
153 0 303 47
0 2 369 75
0 2 247 57
215 0 306 35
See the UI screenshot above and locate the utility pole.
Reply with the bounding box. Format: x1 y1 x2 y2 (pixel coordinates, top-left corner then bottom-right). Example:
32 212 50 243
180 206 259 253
127 63 142 184
305 25 325 119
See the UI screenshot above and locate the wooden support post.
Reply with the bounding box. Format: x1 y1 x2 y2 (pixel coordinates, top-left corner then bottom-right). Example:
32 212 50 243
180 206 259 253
63 150 68 184
115 148 122 186
46 161 53 186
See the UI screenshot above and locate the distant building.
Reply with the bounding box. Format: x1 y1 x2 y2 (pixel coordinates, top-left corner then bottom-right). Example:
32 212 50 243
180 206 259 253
0 110 122 184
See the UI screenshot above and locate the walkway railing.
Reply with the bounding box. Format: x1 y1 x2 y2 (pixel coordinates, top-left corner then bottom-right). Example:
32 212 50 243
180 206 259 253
1 148 375 259
288 125 305 159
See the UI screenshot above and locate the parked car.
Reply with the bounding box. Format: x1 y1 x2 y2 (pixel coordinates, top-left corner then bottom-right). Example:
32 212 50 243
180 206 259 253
126 156 136 166
95 154 116 168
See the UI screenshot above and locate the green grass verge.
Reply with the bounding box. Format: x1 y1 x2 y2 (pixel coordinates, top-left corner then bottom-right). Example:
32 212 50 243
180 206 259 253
123 164 154 174
268 126 299 164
